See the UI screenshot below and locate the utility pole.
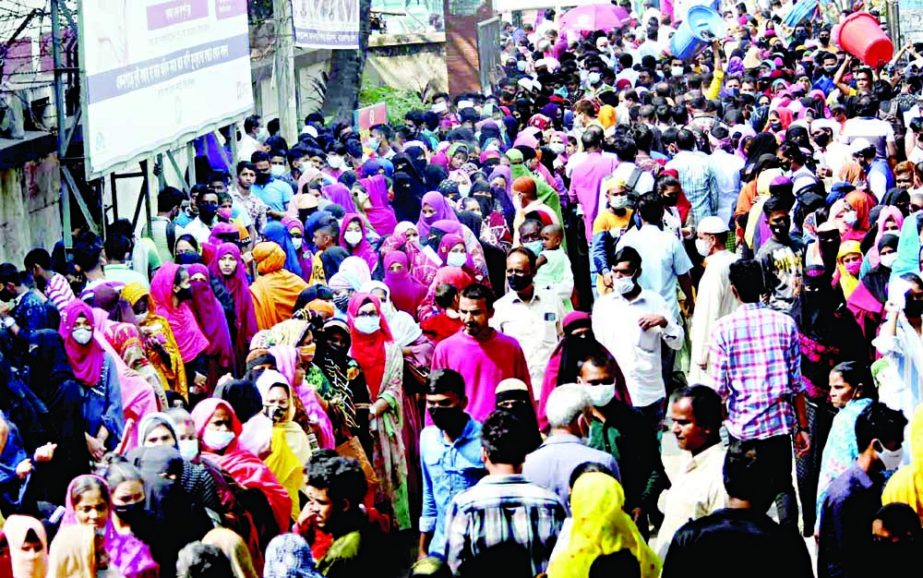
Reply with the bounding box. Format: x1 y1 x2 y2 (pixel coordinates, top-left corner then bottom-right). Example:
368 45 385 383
273 0 297 144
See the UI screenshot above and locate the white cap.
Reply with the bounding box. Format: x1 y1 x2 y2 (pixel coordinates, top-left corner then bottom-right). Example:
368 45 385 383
300 125 318 138
698 216 729 234
850 138 875 154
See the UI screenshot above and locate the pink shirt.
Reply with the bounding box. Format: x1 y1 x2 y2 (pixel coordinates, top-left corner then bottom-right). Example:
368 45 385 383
431 329 532 422
568 151 619 238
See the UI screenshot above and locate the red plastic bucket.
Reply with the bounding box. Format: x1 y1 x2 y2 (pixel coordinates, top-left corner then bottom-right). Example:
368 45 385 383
836 11 893 68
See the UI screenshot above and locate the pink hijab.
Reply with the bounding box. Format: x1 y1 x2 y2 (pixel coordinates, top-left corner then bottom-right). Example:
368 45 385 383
360 174 398 237
383 252 427 317
149 263 209 363
59 300 105 386
416 191 458 238
266 344 335 449
339 213 378 273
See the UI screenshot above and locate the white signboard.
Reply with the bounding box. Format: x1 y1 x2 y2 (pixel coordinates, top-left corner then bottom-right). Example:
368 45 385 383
79 0 253 179
292 0 361 49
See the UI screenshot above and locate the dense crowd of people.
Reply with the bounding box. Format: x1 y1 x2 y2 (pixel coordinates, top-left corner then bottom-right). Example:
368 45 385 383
0 1 922 577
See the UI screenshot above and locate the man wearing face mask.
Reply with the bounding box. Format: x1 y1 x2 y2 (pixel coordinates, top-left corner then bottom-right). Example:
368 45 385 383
575 347 668 538
237 114 266 163
491 248 563 399
180 185 221 245
522 383 619 513
756 195 804 314
592 247 683 434
418 369 485 561
689 217 738 384
0 262 60 342
249 151 292 219
817 402 907 578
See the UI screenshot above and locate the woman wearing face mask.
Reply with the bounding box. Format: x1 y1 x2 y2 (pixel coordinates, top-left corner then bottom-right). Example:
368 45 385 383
4 515 48 578
416 191 459 241
339 214 379 274
792 267 869 532
209 243 259 374
261 221 304 279
833 240 864 299
848 234 899 340
61 475 158 578
346 293 411 531
381 222 441 287
191 398 293 535
436 233 487 287
360 174 398 237
815 361 877 530
280 217 313 281
122 283 188 399
186 263 235 393
471 178 513 250
104 323 169 409
255 370 310 520
59 301 125 460
317 318 371 457
150 263 210 397
538 312 632 431
383 252 427 318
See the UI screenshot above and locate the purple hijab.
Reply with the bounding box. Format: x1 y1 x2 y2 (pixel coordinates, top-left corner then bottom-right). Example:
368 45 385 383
209 243 258 367
416 190 458 238
322 183 357 212
360 174 398 237
339 213 378 273
186 263 235 369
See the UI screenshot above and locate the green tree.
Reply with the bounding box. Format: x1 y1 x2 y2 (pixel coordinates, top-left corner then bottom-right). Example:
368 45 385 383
321 0 373 122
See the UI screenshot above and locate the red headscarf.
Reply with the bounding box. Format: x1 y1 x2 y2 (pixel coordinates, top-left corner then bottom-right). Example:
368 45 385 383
59 300 106 387
191 399 292 533
209 243 259 362
346 293 393 399
150 263 209 362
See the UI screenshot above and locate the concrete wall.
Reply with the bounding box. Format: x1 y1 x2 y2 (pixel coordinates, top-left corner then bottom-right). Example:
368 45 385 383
0 155 63 264
365 33 449 96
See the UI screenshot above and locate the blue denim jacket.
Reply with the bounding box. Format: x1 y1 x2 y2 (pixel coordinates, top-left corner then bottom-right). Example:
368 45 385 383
419 417 485 558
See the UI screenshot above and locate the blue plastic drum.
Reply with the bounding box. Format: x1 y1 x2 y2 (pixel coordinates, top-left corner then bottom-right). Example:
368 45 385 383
670 5 727 61
783 0 818 28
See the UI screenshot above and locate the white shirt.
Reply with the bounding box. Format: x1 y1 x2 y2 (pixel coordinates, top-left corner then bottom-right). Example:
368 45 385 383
237 133 262 163
654 443 729 559
491 288 564 401
179 218 212 245
617 224 693 322
709 150 744 225
592 289 684 407
841 117 895 160
689 250 739 384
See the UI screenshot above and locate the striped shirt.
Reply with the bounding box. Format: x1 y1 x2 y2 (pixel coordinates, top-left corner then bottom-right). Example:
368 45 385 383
444 474 565 576
44 273 75 310
708 303 804 440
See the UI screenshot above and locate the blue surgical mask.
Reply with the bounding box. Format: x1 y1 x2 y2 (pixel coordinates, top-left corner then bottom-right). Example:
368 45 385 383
203 429 235 451
524 240 542 257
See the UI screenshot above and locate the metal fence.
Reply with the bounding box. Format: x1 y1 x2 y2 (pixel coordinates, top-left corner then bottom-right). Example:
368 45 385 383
477 16 502 95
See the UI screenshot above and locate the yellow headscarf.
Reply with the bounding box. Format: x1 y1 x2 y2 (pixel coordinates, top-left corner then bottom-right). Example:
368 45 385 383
121 282 188 398
547 472 661 578
202 528 258 578
882 405 923 521
836 240 862 299
47 525 95 578
269 319 310 347
598 105 617 129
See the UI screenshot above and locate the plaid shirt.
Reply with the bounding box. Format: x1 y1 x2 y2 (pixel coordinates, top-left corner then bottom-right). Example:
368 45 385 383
708 303 803 440
444 474 565 576
665 150 718 227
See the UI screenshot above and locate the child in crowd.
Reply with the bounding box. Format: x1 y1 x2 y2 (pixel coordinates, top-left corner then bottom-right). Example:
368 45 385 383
420 284 464 343
534 224 574 311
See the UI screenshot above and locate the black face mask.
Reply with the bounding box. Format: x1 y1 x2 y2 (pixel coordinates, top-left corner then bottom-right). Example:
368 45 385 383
770 218 791 239
255 171 271 185
298 208 316 224
429 407 468 438
175 287 193 302
113 501 147 526
0 289 15 302
175 252 201 265
814 133 831 147
474 196 493 216
265 404 288 423
662 195 678 207
333 293 350 312
198 204 217 224
906 299 923 319
507 273 533 292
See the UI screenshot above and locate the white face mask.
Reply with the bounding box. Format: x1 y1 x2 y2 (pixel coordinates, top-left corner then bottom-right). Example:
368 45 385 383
879 253 898 269
270 165 286 178
203 429 235 451
354 315 381 334
609 195 629 210
327 155 344 169
343 230 363 246
671 66 684 77
613 276 634 295
458 183 471 197
447 252 467 268
178 439 199 460
291 237 303 250
843 210 858 226
877 444 903 470
587 72 602 86
72 328 93 345
695 238 713 257
583 383 616 407
135 312 148 323
549 142 566 155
